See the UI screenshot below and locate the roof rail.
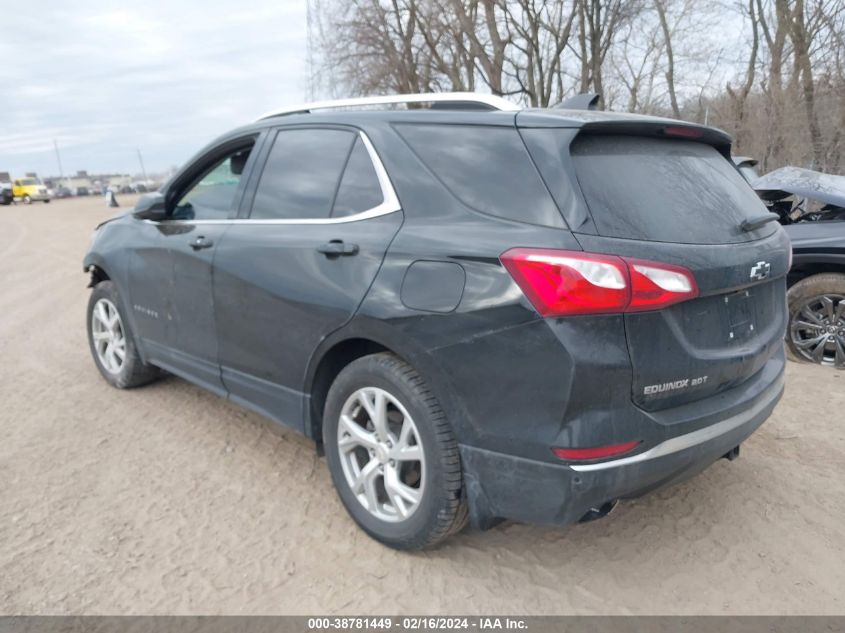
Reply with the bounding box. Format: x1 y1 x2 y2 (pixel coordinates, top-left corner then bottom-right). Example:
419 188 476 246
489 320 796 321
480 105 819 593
256 92 520 120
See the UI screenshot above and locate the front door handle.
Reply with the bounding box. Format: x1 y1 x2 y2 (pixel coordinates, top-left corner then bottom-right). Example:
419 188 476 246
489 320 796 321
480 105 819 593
190 236 214 251
317 240 359 257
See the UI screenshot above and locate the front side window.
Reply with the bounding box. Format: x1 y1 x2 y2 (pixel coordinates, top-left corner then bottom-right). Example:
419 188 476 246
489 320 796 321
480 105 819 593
173 146 252 220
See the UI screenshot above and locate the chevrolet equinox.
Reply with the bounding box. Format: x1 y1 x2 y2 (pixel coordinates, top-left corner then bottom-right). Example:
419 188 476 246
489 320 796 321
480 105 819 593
84 93 789 549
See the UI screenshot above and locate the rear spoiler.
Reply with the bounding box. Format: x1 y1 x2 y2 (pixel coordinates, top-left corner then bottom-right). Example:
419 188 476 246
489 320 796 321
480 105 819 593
516 110 733 158
580 120 732 156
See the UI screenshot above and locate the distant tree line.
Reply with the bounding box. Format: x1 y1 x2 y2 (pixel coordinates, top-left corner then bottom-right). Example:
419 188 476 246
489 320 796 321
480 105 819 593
310 0 845 174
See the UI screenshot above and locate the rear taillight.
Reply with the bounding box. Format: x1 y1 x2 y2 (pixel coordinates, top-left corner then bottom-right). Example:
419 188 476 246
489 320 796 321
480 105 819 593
500 248 698 317
626 259 698 312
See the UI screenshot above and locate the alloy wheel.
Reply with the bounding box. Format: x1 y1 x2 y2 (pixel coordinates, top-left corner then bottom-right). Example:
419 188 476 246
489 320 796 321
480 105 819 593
790 293 845 367
91 298 127 374
336 387 425 522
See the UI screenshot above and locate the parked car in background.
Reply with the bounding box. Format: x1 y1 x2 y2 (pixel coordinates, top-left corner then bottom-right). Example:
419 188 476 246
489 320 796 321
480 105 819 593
119 185 134 194
53 187 73 199
733 156 760 185
753 166 845 368
83 93 788 549
1 183 12 205
12 177 51 203
75 186 90 196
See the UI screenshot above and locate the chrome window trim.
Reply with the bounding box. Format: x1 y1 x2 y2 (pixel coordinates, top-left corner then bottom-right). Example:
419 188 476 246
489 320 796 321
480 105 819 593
569 373 784 473
152 131 401 226
256 92 520 120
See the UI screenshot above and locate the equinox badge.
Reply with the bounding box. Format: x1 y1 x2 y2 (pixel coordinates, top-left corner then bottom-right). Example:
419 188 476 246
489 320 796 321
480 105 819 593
749 261 771 281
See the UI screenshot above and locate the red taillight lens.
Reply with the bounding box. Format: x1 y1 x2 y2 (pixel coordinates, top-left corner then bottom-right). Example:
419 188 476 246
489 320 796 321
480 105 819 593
552 440 641 461
500 248 629 317
501 248 699 317
627 258 698 311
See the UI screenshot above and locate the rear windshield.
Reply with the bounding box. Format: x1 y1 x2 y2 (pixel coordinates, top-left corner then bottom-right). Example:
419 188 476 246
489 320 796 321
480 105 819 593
571 135 774 244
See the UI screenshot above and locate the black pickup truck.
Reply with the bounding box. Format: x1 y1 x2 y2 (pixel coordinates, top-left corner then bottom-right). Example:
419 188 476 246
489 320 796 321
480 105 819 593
752 166 845 368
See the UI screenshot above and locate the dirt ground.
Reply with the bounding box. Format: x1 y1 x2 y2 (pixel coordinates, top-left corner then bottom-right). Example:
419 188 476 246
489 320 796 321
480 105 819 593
0 195 843 615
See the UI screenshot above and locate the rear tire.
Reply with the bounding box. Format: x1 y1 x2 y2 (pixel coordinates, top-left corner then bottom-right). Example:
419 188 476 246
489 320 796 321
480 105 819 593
87 281 161 388
786 273 845 367
323 353 467 550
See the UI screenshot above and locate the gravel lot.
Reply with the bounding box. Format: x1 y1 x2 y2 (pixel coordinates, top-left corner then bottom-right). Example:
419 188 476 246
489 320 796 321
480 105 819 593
1 196 843 615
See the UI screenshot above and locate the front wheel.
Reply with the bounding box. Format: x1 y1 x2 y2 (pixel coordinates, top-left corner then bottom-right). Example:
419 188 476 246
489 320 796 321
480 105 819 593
323 353 467 550
786 273 845 367
23 195 31 205
87 281 160 388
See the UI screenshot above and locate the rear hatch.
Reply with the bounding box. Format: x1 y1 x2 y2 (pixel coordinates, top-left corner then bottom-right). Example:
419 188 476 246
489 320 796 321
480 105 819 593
560 130 789 411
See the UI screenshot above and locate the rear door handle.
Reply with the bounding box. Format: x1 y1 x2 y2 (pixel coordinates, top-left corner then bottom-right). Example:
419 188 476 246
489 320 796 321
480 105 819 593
190 236 214 250
317 240 359 257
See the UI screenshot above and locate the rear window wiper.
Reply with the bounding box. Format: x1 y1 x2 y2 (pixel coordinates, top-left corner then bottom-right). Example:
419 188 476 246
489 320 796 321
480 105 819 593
741 213 780 232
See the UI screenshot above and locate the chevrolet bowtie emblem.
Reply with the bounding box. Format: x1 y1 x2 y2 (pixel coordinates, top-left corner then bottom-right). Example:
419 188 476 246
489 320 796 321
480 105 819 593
750 261 771 281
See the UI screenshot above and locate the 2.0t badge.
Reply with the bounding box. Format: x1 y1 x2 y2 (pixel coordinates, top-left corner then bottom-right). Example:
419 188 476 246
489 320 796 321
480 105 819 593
644 375 709 395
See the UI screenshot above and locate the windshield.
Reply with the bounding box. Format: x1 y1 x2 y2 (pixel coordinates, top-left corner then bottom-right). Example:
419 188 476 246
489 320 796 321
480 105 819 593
21 178 38 186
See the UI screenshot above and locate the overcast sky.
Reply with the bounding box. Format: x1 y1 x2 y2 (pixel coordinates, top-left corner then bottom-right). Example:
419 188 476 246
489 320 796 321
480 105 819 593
0 0 309 179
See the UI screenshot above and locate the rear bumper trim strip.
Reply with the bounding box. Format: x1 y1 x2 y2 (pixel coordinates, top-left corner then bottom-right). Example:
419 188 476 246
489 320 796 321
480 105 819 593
570 373 784 472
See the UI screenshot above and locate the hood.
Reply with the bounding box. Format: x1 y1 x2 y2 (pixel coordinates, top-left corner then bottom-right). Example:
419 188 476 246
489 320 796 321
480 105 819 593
783 221 845 249
754 166 845 207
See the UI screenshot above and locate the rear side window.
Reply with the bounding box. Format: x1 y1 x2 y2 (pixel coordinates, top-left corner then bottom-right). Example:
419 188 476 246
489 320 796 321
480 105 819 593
332 137 383 217
396 124 563 227
571 135 774 244
251 129 355 220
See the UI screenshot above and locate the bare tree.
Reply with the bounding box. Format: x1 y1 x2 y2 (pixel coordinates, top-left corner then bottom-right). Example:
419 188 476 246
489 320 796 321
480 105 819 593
653 0 679 116
314 0 845 173
503 0 580 106
725 0 760 150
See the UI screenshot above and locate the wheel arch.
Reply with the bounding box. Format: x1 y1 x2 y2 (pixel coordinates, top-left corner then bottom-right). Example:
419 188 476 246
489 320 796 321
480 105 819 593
789 253 845 286
303 319 458 445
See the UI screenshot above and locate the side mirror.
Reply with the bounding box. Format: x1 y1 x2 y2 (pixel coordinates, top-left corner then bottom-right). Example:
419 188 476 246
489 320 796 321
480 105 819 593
132 192 168 221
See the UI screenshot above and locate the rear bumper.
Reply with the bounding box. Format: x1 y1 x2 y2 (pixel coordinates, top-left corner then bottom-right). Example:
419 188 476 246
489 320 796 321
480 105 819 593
460 367 784 529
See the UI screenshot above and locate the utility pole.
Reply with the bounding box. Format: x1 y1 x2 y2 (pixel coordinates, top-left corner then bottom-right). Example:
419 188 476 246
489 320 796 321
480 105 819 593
53 139 66 186
136 148 149 184
306 0 315 100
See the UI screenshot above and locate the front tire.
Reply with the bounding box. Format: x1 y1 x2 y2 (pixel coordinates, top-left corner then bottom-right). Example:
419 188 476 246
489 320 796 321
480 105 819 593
87 281 160 388
323 353 467 550
23 195 31 204
786 273 845 367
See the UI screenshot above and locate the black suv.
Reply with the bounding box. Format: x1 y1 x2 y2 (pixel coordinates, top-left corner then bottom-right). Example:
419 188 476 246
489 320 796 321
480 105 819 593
84 93 789 549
